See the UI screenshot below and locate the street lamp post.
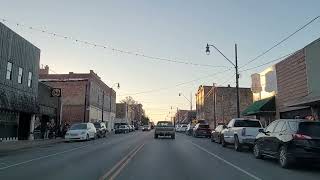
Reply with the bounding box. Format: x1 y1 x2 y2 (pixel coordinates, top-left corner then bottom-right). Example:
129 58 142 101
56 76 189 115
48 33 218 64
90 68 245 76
179 92 193 111
206 43 240 118
105 83 120 130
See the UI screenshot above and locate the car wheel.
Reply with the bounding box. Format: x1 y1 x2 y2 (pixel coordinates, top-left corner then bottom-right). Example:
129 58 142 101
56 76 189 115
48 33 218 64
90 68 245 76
218 136 222 144
211 136 215 142
86 134 90 141
221 136 227 147
279 146 294 168
253 143 264 159
154 134 158 139
171 135 175 139
234 135 242 152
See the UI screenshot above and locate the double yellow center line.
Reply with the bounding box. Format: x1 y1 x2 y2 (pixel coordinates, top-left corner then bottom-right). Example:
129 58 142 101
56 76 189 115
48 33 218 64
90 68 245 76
99 143 145 180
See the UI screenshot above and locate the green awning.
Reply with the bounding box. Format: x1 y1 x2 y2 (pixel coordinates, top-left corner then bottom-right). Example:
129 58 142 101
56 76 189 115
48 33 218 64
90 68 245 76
242 96 275 116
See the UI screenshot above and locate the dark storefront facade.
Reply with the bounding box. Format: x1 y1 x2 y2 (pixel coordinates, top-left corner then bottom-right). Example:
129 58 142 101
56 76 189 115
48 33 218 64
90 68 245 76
34 82 61 139
0 22 40 140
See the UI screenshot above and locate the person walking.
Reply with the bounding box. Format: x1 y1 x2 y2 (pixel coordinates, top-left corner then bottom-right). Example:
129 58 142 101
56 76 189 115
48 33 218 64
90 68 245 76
44 122 50 139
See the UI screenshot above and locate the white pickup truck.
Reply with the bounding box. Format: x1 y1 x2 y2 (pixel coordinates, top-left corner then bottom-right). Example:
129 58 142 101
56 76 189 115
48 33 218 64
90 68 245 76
221 118 263 151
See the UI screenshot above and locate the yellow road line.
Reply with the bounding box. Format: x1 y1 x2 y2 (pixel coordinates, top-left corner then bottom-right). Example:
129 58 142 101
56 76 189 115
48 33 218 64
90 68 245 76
100 143 145 180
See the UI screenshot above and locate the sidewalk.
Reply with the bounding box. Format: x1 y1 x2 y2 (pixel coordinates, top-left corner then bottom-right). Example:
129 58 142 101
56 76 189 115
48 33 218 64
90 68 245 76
0 138 65 155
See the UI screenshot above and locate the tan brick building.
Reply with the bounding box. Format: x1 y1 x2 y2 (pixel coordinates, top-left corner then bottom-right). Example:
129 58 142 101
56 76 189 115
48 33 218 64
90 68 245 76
39 66 116 131
196 85 253 128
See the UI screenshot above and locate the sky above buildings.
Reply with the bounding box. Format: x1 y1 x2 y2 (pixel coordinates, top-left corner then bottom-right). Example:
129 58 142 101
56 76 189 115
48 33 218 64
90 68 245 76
1 0 320 122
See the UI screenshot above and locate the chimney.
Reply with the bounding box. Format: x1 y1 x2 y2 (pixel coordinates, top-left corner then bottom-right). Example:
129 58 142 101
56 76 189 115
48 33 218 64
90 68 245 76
227 84 231 88
39 65 49 75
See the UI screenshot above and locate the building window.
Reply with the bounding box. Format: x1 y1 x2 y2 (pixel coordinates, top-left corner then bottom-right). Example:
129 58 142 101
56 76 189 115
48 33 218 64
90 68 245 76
18 67 23 84
27 72 32 87
6 62 12 80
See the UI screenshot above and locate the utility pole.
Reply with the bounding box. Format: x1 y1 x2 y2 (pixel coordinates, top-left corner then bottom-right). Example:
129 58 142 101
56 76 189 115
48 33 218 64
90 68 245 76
235 44 240 118
206 43 240 118
102 91 104 122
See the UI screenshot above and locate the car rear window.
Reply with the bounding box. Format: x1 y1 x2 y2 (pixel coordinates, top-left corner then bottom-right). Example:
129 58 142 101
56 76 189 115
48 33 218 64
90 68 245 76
157 122 173 126
298 122 320 137
94 123 101 128
199 125 209 129
234 120 261 127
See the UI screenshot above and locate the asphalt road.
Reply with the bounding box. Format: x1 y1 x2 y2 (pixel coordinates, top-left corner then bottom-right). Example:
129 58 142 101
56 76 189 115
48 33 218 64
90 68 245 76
0 131 319 180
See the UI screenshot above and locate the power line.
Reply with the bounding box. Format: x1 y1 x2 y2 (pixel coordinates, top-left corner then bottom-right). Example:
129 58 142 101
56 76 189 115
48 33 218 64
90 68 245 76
0 18 227 68
240 16 320 69
240 51 296 72
119 68 233 96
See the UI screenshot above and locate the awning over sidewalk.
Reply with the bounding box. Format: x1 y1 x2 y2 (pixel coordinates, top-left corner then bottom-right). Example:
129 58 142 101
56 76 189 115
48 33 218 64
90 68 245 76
242 96 275 116
288 95 320 107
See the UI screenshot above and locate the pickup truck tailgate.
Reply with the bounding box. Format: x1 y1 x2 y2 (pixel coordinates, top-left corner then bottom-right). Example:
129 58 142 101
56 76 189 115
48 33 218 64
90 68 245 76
243 127 263 136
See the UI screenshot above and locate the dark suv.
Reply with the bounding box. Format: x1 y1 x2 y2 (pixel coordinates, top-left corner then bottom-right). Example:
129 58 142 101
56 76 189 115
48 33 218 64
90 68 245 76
93 122 107 138
253 119 320 168
193 123 211 138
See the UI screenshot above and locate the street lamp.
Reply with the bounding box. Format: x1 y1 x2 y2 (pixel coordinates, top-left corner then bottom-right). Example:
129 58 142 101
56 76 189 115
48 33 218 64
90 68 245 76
102 83 120 129
179 92 192 110
205 43 240 118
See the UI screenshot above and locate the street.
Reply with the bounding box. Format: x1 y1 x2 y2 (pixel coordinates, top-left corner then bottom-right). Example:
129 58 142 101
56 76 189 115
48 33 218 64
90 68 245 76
0 131 319 180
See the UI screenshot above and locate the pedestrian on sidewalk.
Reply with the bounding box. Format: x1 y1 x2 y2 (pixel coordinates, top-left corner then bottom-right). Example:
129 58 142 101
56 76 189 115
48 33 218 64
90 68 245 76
44 122 50 139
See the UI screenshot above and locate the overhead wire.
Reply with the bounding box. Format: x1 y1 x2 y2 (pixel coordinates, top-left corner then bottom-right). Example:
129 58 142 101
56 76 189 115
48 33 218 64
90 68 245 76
0 18 227 68
239 16 320 69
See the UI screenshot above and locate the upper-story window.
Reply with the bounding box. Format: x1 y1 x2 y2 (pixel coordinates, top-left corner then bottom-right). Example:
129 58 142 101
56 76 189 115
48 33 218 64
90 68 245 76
27 72 32 87
18 67 23 84
6 62 12 80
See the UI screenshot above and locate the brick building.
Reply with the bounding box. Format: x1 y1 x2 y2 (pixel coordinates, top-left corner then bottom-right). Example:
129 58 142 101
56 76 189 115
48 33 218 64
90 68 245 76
196 84 253 128
174 110 196 124
39 67 116 131
0 22 40 140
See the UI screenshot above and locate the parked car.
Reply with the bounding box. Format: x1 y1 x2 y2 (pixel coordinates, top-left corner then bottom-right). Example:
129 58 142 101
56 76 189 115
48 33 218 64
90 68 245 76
131 125 136 131
142 125 151 131
211 124 226 143
221 118 263 151
175 124 181 131
65 123 97 141
154 121 175 139
193 123 211 138
186 123 194 136
128 125 133 132
253 119 320 168
115 125 130 134
93 122 107 138
179 124 188 133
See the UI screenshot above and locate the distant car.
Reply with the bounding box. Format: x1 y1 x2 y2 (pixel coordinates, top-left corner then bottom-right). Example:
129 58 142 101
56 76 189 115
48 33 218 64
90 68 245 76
65 123 97 141
175 124 181 131
93 122 107 138
154 121 175 139
115 125 129 134
193 123 211 138
128 125 133 132
131 125 136 131
186 124 194 136
253 119 320 168
142 125 151 131
221 118 263 151
177 124 188 133
211 124 226 143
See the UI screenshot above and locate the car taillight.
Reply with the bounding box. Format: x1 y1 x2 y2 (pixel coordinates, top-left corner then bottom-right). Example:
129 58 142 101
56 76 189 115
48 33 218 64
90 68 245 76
241 128 246 136
292 133 312 140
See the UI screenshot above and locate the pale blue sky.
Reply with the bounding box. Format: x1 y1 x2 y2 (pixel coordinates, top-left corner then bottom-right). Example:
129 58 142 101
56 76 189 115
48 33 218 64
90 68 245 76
1 0 320 121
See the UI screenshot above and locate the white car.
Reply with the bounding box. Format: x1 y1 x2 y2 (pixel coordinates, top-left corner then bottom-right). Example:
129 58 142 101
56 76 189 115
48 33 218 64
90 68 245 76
221 118 263 151
65 123 97 141
179 124 188 132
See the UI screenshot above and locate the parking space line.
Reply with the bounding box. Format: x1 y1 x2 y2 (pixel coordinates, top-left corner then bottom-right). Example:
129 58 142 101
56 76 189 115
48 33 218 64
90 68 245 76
189 141 263 180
